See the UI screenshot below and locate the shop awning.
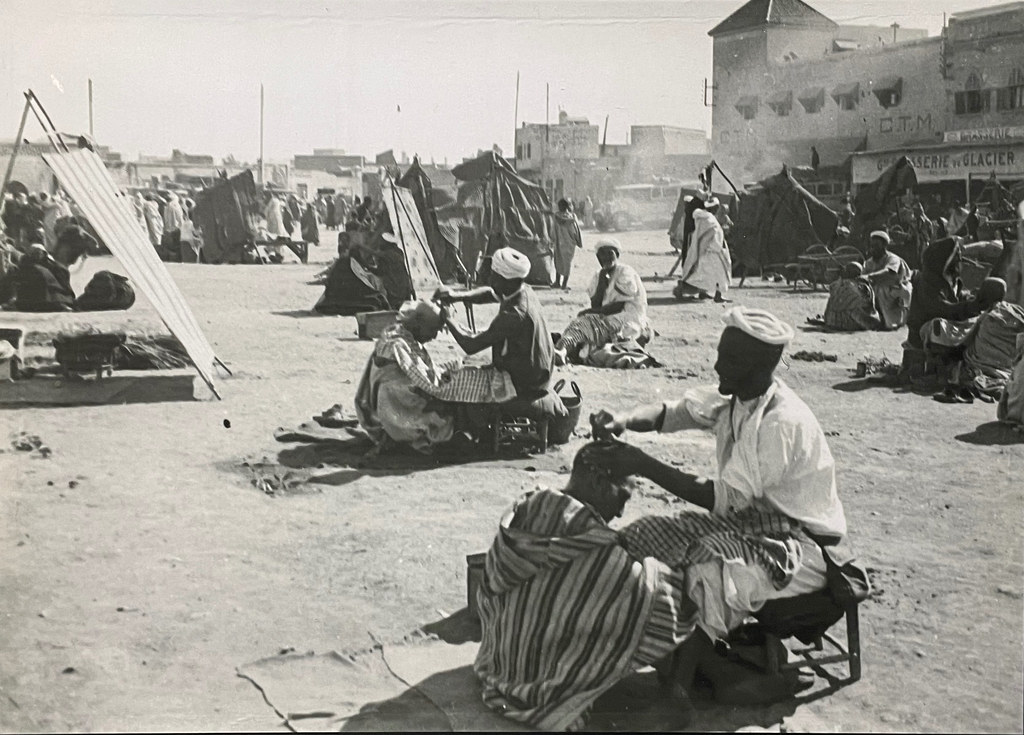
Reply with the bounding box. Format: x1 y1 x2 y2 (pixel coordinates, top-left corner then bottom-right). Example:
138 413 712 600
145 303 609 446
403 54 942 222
797 87 824 101
831 82 860 99
735 95 759 109
768 90 793 106
873 76 903 93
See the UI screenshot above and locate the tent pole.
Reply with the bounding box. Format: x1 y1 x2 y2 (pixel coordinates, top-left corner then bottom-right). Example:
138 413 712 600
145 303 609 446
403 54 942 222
0 94 31 221
388 175 416 300
27 90 70 153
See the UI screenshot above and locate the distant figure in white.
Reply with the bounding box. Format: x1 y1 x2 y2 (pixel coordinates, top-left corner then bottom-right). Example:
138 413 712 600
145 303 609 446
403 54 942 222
677 196 732 303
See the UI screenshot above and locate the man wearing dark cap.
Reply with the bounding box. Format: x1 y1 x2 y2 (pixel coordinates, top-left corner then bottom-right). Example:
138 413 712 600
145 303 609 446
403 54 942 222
590 306 850 703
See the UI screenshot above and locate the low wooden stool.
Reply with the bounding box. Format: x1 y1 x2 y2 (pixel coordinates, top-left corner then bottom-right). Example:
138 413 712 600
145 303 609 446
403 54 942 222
492 414 549 455
763 602 861 683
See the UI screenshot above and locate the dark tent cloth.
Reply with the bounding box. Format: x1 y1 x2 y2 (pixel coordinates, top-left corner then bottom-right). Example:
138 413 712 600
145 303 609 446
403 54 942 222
0 258 75 312
728 165 839 271
312 255 390 316
451 151 555 286
906 237 980 348
74 270 136 311
193 170 260 263
398 158 465 283
853 156 918 234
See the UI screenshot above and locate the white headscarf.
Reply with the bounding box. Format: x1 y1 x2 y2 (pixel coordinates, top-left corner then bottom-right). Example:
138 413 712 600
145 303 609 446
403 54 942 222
869 230 891 244
491 247 530 279
722 306 794 346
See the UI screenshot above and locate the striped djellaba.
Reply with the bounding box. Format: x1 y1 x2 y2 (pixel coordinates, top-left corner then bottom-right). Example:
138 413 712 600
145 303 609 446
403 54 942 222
474 490 699 731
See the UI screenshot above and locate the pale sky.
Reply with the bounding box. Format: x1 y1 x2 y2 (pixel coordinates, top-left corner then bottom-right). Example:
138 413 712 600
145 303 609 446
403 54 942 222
0 0 1008 164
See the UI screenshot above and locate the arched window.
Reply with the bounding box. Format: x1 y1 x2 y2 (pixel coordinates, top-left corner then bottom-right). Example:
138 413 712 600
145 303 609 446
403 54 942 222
957 72 990 114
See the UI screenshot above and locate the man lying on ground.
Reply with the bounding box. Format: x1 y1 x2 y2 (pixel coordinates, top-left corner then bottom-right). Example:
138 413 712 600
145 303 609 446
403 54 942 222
353 300 515 453
553 239 653 367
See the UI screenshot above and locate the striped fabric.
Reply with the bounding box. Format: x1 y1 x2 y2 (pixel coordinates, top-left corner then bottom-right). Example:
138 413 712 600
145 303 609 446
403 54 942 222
618 508 802 590
555 313 624 354
375 325 515 403
41 149 220 396
474 490 698 731
823 278 878 332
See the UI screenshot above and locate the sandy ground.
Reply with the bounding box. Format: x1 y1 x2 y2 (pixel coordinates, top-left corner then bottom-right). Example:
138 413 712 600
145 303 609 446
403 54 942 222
1 228 1022 733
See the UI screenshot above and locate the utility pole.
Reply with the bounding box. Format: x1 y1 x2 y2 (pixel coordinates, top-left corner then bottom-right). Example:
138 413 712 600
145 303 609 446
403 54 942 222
88 79 94 138
513 71 520 159
890 22 899 43
545 82 550 196
258 83 265 185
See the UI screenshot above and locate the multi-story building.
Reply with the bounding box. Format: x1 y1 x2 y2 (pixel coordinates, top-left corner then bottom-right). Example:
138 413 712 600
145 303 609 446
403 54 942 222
709 0 1024 211
514 111 710 204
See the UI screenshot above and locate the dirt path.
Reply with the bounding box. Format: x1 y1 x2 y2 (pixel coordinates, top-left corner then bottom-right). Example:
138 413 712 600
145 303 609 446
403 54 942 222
1 230 1021 732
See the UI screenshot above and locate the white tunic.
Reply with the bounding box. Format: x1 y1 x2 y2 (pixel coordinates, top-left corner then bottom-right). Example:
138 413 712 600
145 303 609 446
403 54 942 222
586 262 649 340
661 379 846 638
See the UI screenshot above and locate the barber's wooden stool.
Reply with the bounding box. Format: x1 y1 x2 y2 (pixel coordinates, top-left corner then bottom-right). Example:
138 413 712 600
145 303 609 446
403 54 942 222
489 391 564 455
736 591 862 684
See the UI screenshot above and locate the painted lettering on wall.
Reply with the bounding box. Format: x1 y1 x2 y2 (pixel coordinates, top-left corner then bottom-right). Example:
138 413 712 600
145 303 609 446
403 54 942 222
879 113 933 135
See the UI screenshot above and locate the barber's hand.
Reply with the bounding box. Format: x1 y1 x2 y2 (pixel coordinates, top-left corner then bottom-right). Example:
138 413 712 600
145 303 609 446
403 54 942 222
438 305 451 325
587 439 650 477
590 410 626 440
432 286 454 304
577 308 593 317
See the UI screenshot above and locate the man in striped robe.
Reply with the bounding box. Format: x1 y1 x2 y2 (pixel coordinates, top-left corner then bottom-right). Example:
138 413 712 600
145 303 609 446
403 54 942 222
474 443 698 730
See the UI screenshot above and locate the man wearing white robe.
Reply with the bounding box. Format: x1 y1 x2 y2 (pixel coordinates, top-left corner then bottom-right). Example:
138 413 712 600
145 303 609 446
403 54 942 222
592 306 847 642
678 201 732 301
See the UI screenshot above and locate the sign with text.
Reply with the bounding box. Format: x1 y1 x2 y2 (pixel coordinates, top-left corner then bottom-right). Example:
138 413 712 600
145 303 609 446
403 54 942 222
943 126 1024 143
852 143 1024 184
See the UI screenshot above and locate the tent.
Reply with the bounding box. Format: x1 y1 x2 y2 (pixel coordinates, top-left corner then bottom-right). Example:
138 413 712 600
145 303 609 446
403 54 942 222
192 170 261 263
853 155 918 237
729 165 839 272
313 180 443 315
41 146 224 398
450 151 555 285
397 158 465 283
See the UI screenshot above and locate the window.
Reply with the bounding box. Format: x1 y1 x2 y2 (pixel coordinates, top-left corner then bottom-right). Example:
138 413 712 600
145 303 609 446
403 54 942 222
526 143 532 158
996 68 1024 111
768 91 793 117
735 95 758 120
516 144 522 159
872 77 903 109
798 88 825 113
832 82 860 111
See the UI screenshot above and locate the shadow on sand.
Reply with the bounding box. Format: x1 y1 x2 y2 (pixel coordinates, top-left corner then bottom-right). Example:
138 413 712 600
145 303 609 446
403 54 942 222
955 421 1024 446
336 608 851 732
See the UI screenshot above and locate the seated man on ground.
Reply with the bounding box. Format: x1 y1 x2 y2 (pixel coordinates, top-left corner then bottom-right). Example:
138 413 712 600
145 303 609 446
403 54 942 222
861 230 912 330
312 224 390 315
589 307 851 702
927 278 1024 401
0 243 76 312
353 301 516 454
674 197 732 303
821 262 879 331
906 236 985 349
474 443 700 730
554 239 652 366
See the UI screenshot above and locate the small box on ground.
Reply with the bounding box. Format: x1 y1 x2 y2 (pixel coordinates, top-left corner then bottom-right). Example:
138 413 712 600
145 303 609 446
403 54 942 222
356 311 398 340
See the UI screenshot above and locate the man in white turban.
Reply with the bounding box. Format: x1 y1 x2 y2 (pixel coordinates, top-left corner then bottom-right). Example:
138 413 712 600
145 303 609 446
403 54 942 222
440 247 555 400
588 306 851 704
